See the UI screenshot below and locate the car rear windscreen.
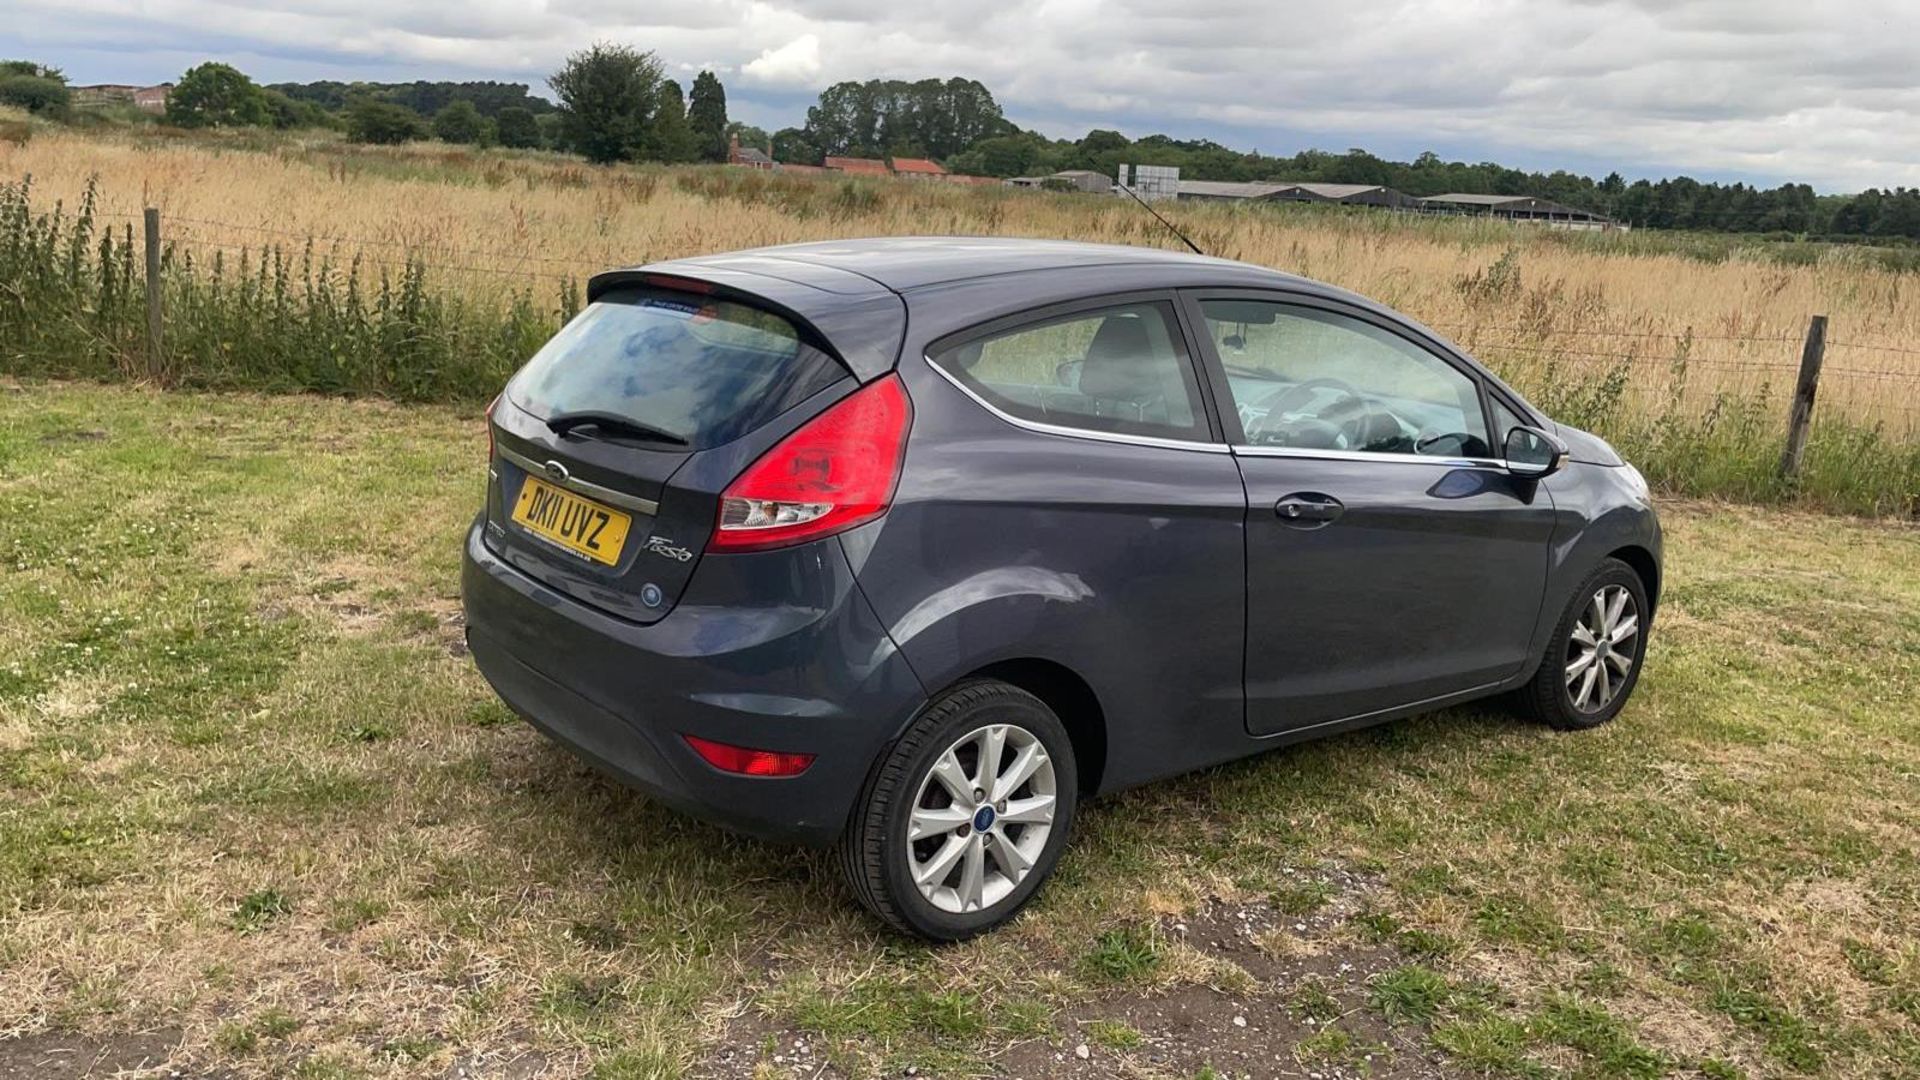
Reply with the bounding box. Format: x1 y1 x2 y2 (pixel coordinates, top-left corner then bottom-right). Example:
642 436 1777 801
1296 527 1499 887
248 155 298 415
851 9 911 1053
506 285 848 449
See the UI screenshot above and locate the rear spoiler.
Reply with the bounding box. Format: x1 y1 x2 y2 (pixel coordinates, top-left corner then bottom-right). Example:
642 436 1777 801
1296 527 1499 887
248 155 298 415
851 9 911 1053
588 264 906 382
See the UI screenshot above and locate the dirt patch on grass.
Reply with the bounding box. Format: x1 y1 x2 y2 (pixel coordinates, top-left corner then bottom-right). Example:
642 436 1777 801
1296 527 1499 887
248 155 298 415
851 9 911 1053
696 867 1457 1080
1005 976 1444 1079
700 1006 842 1080
993 885 1451 1080
442 1047 551 1079
37 427 108 444
0 1029 194 1078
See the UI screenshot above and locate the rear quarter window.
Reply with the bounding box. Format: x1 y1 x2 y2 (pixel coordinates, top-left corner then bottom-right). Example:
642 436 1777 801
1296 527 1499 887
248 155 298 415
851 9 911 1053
507 286 848 449
930 301 1208 442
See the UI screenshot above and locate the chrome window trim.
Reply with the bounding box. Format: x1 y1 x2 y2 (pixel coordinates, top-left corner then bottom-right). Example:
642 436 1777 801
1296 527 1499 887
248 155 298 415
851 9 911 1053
495 443 662 515
1230 444 1508 469
925 355 1231 454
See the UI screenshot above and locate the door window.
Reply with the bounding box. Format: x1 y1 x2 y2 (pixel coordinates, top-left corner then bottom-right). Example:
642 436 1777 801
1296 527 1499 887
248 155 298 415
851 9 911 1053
931 302 1208 441
1200 299 1491 458
1491 396 1531 446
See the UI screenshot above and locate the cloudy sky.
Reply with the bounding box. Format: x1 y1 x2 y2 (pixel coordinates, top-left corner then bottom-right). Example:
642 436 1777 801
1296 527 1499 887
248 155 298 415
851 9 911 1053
6 0 1916 191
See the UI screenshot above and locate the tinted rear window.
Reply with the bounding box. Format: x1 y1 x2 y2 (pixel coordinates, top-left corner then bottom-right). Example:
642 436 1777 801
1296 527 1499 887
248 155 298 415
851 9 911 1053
506 286 848 449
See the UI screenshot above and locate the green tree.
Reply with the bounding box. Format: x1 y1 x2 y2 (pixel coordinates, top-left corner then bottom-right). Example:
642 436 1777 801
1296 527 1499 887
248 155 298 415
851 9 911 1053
1 60 63 79
726 121 770 154
686 70 729 162
801 77 1007 160
168 62 271 128
260 88 332 130
548 42 661 164
0 74 68 116
770 127 821 166
646 78 697 162
494 106 540 149
433 99 487 144
951 132 1050 177
344 97 423 144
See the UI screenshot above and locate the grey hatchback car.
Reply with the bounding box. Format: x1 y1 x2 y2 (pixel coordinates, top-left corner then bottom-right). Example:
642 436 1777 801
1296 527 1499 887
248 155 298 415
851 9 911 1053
462 237 1660 939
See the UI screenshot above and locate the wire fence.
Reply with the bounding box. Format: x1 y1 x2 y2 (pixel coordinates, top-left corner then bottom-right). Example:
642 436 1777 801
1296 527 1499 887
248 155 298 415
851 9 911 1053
94 209 595 279
94 207 1920 361
81 205 1920 424
163 235 574 283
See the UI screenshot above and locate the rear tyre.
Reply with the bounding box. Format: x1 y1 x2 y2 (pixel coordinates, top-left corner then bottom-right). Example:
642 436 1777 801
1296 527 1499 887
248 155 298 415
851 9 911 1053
840 679 1078 941
1517 557 1650 730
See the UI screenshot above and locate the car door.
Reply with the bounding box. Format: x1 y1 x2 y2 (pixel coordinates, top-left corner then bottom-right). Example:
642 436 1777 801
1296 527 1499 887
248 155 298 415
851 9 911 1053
856 292 1253 786
1178 290 1556 738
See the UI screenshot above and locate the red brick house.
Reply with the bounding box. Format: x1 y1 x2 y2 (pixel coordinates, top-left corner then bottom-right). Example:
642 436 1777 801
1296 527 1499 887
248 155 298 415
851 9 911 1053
726 133 775 170
823 156 890 178
890 157 948 180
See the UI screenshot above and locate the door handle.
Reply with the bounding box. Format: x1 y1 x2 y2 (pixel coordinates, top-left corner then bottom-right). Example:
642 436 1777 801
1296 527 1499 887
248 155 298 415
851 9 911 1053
1275 492 1345 528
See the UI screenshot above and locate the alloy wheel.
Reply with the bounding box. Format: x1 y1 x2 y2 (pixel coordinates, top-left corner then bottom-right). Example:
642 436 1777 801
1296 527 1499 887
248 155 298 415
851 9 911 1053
1566 583 1639 712
906 723 1057 914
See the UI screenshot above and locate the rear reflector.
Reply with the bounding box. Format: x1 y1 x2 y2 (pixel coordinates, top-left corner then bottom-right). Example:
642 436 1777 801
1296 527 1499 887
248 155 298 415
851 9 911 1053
682 734 816 777
710 374 912 552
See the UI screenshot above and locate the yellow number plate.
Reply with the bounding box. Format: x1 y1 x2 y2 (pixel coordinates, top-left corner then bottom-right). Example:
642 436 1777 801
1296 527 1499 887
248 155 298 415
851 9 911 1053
511 476 631 566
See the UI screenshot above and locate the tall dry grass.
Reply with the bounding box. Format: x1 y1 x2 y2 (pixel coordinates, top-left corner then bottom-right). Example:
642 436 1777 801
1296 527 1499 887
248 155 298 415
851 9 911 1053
2 123 1917 512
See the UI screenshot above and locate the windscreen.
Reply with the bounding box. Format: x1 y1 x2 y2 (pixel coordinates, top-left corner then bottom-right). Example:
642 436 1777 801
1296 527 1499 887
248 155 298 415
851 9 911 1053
506 285 848 449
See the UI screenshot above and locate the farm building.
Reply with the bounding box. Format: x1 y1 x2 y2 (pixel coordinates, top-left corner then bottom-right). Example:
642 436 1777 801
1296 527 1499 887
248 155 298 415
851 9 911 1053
1420 193 1619 230
1005 170 1114 193
71 84 139 106
72 84 171 111
726 134 775 170
823 156 891 178
1049 170 1113 193
1176 180 1419 209
891 157 948 180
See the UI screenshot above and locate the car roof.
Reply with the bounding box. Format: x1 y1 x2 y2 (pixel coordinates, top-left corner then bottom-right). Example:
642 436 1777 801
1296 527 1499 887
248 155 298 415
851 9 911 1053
641 236 1318 294
589 236 1461 385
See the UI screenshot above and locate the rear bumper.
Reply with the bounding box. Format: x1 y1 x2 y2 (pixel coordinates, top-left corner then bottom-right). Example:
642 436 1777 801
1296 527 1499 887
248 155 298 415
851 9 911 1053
461 517 926 846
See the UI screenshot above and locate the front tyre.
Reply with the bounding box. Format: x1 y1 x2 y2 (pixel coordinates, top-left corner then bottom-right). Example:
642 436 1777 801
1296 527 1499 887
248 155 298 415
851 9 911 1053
1518 557 1650 730
841 679 1078 941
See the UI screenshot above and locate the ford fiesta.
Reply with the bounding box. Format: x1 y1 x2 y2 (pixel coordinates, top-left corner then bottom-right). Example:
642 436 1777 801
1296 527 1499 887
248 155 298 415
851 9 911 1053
462 238 1661 940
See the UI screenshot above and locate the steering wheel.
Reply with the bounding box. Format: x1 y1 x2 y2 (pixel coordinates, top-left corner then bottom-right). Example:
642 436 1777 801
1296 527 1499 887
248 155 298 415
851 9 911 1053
1247 377 1378 448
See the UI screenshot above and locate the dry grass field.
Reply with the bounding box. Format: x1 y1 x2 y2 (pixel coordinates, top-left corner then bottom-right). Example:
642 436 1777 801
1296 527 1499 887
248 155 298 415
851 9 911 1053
4 122 1919 438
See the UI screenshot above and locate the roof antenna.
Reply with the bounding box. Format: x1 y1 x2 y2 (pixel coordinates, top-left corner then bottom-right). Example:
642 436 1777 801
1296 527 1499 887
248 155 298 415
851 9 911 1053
1115 178 1204 257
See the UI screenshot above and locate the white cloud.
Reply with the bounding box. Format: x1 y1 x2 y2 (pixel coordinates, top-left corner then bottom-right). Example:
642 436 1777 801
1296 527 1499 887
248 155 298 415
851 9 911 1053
7 0 1919 189
741 33 822 87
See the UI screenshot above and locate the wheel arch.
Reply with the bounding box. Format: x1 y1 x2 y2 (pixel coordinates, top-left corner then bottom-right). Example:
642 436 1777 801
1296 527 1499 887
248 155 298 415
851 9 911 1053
1606 544 1660 614
960 658 1108 798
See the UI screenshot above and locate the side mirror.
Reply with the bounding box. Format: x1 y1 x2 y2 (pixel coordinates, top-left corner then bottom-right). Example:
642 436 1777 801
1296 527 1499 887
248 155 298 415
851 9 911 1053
1505 425 1569 479
1055 359 1082 389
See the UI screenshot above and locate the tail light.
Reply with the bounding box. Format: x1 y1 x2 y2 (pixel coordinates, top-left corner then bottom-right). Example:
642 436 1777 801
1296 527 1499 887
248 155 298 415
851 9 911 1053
683 734 815 777
710 374 912 552
485 393 500 461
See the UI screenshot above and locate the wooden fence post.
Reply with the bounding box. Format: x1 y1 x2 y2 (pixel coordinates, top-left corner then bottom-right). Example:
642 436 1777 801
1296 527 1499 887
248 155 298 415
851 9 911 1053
1777 314 1827 481
143 207 163 382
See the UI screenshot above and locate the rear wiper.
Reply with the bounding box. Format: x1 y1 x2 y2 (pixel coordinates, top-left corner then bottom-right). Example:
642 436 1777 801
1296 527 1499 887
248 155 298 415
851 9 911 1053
545 410 689 447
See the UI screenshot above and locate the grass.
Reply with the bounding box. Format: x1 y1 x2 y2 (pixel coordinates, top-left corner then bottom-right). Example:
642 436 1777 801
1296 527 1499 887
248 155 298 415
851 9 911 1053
1080 924 1165 983
3 125 1920 514
0 380 1917 1078
1370 964 1452 1023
